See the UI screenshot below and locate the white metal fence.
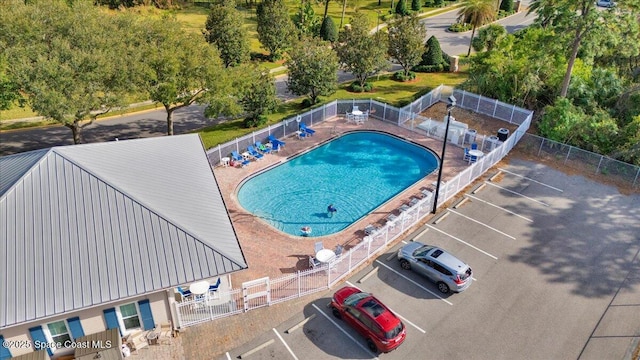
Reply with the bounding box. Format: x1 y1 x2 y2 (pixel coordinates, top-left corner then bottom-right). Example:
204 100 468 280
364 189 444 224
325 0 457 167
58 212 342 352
516 133 640 189
180 86 534 329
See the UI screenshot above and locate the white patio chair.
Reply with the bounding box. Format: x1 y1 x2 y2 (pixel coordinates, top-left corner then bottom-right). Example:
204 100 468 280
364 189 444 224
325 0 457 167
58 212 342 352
314 241 324 253
364 224 379 235
352 105 359 112
309 255 321 268
346 112 354 123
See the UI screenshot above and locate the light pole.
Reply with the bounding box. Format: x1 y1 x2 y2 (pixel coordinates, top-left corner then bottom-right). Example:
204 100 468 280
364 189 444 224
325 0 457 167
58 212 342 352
432 95 456 214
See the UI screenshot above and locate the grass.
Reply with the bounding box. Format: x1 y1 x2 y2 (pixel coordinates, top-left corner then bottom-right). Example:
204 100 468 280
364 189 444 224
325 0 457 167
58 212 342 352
197 70 467 149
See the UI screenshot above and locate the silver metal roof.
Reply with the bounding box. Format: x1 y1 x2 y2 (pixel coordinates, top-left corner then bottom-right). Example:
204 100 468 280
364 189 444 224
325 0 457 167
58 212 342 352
0 134 247 329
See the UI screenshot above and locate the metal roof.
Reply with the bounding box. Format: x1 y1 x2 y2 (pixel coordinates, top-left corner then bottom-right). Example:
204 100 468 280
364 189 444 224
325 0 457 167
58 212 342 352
0 134 247 329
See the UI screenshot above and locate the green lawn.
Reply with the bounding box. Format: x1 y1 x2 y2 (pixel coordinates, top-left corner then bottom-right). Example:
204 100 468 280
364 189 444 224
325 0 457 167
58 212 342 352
197 71 467 150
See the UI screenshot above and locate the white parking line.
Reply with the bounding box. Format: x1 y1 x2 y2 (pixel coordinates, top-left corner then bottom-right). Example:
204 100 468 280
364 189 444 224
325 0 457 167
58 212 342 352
448 209 516 240
426 225 499 260
225 352 231 360
374 261 454 305
345 281 427 334
465 194 533 223
273 328 298 360
498 167 564 192
311 303 380 360
484 181 551 207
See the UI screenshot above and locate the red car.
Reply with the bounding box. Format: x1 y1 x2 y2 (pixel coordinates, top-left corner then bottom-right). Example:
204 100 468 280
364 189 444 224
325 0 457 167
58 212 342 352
330 286 406 353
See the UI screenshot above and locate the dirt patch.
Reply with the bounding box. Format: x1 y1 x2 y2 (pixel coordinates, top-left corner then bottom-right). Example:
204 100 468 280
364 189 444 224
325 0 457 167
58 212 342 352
418 102 520 140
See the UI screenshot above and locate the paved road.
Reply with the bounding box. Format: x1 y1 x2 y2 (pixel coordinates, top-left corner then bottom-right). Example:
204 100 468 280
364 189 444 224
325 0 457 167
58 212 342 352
0 5 537 156
420 2 536 56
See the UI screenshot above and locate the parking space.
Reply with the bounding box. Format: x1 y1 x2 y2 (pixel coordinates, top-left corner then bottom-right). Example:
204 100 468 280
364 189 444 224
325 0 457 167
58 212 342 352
218 159 640 359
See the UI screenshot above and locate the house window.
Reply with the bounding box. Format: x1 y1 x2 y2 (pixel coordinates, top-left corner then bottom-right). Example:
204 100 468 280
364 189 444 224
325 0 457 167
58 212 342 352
45 320 71 351
119 303 141 331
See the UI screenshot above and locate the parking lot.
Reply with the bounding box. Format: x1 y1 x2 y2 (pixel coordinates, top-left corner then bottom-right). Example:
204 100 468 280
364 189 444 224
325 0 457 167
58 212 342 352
216 159 640 360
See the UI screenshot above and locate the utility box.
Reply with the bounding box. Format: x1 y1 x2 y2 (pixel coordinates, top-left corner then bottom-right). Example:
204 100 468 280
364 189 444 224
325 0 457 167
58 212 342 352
465 129 477 145
497 128 509 141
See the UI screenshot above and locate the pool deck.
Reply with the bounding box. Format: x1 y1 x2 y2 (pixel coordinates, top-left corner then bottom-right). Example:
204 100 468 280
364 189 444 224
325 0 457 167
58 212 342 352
213 116 470 286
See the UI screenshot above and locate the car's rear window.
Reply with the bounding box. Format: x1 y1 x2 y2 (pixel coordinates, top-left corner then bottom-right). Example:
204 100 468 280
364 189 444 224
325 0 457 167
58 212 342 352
385 322 404 339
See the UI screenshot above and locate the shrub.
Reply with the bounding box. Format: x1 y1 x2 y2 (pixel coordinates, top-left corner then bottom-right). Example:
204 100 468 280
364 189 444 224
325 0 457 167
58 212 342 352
448 23 472 32
423 0 434 6
412 64 443 72
319 16 338 43
301 98 313 108
392 71 416 81
411 0 422 11
243 115 268 128
395 0 410 16
434 0 444 7
350 82 373 92
500 0 514 13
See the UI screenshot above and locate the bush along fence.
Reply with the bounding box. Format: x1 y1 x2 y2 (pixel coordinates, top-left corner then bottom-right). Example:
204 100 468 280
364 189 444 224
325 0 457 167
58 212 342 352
181 86 533 329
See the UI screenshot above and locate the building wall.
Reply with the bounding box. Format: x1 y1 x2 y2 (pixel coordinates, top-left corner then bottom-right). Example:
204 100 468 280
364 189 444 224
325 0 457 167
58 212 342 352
0 291 170 358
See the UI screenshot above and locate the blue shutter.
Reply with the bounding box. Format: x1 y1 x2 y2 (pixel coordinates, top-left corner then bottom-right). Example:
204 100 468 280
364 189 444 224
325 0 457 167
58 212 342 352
28 326 52 356
0 335 12 359
137 300 155 330
103 308 121 336
66 317 84 339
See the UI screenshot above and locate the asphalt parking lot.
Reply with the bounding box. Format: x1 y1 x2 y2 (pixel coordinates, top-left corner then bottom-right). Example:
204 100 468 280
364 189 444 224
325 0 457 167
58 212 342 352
216 159 640 360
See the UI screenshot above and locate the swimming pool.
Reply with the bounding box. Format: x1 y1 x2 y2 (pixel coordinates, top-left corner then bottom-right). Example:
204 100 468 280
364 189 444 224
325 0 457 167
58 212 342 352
237 131 438 237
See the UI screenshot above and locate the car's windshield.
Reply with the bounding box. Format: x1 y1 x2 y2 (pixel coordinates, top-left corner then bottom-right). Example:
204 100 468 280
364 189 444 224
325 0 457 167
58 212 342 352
413 245 433 257
344 292 370 307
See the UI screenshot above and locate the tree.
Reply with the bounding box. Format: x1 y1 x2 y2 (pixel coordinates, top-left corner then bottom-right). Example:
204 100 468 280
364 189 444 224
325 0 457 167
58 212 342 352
464 27 566 108
293 0 321 37
457 0 496 56
204 0 250 68
286 37 339 104
471 23 507 51
0 58 18 113
387 15 427 77
499 0 513 13
396 0 410 16
257 0 295 60
422 35 444 65
528 0 602 97
412 0 422 12
229 64 279 127
335 13 388 87
0 0 135 144
320 16 338 42
137 16 235 136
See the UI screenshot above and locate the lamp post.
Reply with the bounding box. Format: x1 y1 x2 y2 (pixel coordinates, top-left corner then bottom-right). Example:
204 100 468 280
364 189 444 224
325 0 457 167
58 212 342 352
432 96 456 214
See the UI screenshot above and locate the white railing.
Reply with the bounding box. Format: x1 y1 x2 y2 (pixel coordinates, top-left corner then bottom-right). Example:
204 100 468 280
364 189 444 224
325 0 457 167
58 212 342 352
181 87 534 329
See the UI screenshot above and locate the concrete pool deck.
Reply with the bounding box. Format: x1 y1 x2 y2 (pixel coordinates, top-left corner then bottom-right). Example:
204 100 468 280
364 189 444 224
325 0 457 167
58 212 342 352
213 115 472 286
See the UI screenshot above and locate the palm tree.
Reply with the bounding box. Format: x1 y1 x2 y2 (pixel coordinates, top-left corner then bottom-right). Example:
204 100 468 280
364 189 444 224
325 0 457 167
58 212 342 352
458 0 496 56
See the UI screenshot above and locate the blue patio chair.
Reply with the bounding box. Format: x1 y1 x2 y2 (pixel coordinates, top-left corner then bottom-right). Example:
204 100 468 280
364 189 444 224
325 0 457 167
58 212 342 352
255 141 272 154
471 143 478 150
246 145 264 160
464 147 471 162
268 135 286 148
299 122 315 135
177 287 192 299
208 278 221 292
231 151 250 167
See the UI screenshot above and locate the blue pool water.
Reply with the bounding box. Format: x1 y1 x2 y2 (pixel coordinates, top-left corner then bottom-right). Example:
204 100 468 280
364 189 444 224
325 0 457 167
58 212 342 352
237 131 438 237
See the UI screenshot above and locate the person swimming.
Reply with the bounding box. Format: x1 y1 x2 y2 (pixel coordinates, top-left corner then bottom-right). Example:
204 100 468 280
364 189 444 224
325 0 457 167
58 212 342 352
301 226 312 236
327 204 337 217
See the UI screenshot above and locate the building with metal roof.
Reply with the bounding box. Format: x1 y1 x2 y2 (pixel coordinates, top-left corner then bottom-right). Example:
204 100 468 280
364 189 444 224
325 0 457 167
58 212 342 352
0 134 246 358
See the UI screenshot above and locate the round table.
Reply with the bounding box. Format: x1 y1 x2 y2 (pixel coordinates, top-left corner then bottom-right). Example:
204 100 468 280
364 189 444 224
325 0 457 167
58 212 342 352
469 149 484 157
352 110 363 116
220 157 230 167
189 280 210 296
316 249 336 264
